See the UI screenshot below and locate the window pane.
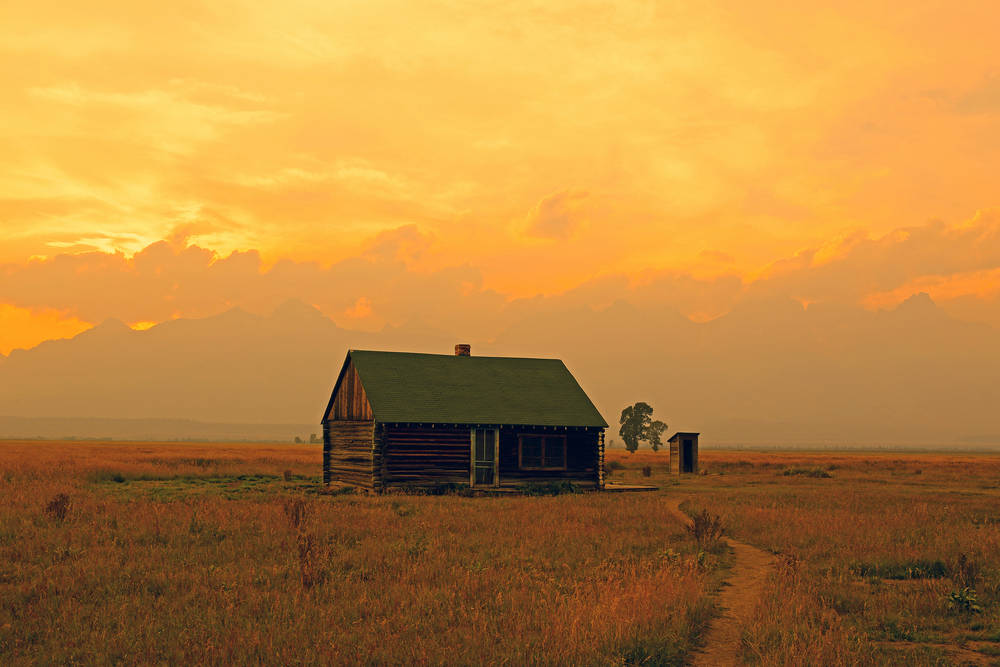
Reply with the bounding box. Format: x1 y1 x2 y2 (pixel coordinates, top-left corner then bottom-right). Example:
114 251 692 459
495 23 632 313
542 437 565 468
475 430 488 460
521 436 542 468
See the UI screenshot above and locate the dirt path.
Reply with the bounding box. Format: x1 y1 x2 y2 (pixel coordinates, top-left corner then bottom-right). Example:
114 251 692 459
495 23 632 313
666 499 776 667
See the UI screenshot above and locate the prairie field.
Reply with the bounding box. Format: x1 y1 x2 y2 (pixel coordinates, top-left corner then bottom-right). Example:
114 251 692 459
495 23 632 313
0 441 717 665
1 441 999 665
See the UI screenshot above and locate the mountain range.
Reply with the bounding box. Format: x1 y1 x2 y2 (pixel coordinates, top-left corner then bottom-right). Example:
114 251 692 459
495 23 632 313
1 294 997 445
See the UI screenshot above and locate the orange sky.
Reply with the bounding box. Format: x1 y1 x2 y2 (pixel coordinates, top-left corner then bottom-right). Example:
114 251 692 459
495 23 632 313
3 1 1000 354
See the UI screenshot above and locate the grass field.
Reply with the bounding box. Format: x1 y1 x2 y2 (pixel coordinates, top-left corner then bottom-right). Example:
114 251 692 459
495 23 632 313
1 441 999 665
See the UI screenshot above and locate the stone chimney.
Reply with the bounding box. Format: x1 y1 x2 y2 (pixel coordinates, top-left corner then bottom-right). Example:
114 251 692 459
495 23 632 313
455 343 471 356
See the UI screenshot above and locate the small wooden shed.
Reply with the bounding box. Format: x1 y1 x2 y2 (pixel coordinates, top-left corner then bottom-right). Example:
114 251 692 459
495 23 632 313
668 432 700 474
321 346 609 492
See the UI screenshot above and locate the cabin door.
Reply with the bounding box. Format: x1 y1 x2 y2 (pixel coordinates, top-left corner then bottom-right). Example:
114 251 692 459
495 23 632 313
471 428 498 487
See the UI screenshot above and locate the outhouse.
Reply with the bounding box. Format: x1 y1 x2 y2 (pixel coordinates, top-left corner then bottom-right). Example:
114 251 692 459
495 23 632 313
668 432 699 474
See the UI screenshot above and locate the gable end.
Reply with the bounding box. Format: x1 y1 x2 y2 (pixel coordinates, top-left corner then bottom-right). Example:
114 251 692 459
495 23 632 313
323 353 374 422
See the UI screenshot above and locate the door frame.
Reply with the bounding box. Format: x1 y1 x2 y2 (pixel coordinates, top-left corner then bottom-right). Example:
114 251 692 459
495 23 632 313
470 427 499 487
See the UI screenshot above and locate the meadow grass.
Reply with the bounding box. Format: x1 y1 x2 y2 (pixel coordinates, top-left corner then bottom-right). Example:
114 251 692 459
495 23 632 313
5 441 999 665
0 441 716 665
605 449 1000 665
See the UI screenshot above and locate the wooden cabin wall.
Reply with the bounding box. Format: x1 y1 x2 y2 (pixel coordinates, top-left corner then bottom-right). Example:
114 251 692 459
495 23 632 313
381 425 470 487
498 427 600 488
324 419 375 488
597 431 606 489
325 360 374 421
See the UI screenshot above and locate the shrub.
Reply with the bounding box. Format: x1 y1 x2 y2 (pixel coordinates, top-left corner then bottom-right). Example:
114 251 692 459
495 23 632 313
685 509 725 549
314 484 356 496
953 553 980 588
44 493 71 521
89 469 127 484
850 559 948 580
396 482 474 496
606 460 625 472
781 467 832 478
283 497 308 530
641 466 652 477
283 469 293 482
519 481 580 496
948 587 983 615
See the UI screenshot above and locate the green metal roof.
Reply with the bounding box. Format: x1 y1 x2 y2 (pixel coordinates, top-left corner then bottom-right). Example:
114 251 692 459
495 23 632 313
346 350 608 428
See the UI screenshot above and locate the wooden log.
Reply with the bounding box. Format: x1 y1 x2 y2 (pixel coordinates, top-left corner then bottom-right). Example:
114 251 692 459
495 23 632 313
325 419 375 487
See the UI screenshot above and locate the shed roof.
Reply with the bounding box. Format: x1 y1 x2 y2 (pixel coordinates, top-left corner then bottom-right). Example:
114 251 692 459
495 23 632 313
334 350 608 428
668 432 700 442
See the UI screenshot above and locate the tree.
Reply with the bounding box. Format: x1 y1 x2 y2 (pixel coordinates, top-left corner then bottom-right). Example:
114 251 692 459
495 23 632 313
618 402 668 453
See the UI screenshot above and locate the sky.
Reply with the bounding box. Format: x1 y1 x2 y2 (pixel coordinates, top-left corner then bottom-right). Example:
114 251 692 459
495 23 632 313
3 0 1000 355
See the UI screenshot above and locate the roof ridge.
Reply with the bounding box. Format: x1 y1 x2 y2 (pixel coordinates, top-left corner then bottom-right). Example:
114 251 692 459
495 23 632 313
349 349 565 362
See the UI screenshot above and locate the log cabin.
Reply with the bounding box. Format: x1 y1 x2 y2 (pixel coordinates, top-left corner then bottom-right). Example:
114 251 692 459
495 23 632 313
321 345 608 492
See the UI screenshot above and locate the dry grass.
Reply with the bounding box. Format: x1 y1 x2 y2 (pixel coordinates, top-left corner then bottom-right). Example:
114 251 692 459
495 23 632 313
0 441 716 665
6 442 999 665
606 448 1000 665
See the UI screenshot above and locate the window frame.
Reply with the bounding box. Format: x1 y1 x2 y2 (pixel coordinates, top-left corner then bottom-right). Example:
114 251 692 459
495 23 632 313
517 433 568 471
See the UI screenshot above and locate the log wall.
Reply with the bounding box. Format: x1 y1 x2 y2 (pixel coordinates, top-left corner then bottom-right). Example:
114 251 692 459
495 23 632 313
324 419 375 488
325 421 604 490
381 425 471 487
498 427 601 489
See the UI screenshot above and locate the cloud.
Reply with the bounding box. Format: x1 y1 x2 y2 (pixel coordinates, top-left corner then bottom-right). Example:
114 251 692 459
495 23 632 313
955 74 1000 114
362 224 434 264
698 249 735 264
523 190 589 239
0 226 507 341
0 304 91 356
750 209 1000 307
4 210 1000 356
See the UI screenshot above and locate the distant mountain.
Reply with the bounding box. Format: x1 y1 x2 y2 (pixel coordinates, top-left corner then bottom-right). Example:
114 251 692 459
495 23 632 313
0 300 463 428
1 295 998 445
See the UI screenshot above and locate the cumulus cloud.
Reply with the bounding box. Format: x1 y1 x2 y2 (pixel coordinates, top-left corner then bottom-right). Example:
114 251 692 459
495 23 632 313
751 209 1000 307
698 249 736 264
0 225 508 340
4 212 1000 356
362 224 434 264
523 190 589 239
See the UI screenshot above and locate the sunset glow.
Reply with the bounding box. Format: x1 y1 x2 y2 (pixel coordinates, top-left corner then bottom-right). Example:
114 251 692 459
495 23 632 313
3 1 1000 353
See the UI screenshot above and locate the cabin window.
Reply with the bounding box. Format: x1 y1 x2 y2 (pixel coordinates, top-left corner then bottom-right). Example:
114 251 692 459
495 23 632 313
518 434 567 470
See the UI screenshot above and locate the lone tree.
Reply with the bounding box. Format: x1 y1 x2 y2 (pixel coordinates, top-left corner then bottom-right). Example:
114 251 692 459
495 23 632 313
619 402 668 453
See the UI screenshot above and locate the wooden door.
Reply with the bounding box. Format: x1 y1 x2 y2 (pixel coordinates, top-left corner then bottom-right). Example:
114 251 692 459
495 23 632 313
471 428 498 487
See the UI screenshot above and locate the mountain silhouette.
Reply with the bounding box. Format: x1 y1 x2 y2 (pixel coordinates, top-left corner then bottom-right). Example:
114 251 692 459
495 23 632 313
1 296 997 445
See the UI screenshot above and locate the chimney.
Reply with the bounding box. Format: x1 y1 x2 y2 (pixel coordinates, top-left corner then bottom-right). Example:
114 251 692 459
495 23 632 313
455 343 471 356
